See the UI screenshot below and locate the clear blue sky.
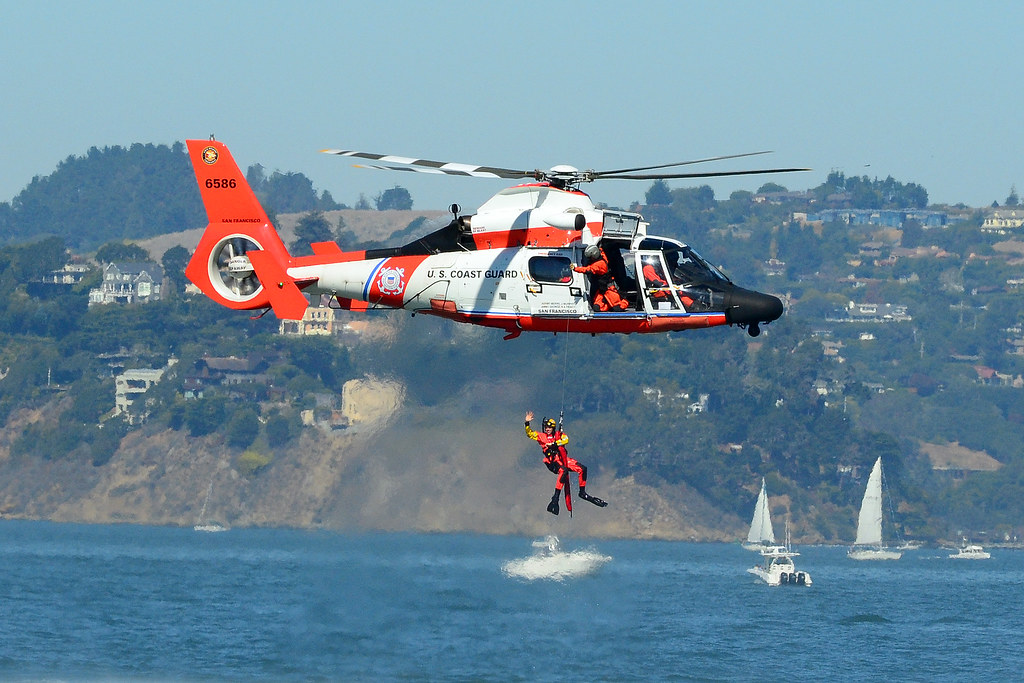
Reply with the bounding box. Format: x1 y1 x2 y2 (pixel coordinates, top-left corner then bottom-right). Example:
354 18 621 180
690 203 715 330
2 1 1021 215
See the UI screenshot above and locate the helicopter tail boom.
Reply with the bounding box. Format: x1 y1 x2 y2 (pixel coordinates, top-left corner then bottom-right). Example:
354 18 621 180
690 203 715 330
185 139 309 319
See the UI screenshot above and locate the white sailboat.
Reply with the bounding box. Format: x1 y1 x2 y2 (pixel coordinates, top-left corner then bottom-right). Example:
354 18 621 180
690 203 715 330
194 480 227 533
848 457 901 560
743 478 776 551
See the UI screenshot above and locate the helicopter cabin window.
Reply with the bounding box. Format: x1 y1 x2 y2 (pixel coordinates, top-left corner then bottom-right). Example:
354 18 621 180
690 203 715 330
528 256 573 284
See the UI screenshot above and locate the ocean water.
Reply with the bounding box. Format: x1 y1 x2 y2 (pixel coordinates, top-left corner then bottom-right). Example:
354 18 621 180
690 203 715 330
1 522 1022 681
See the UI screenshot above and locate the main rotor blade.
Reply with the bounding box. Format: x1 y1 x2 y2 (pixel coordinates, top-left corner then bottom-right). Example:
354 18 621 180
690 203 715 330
321 149 534 179
593 151 773 177
597 167 812 181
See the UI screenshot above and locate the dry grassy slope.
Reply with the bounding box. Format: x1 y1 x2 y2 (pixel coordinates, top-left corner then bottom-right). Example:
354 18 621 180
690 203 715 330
918 441 1002 471
135 209 449 261
0 379 745 540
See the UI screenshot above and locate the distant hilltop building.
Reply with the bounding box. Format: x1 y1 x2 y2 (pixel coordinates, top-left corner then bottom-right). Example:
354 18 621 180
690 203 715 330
828 301 911 323
89 262 163 306
981 208 1024 235
795 209 952 229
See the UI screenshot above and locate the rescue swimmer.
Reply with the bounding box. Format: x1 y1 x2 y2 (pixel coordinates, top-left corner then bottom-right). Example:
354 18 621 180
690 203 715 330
524 411 607 515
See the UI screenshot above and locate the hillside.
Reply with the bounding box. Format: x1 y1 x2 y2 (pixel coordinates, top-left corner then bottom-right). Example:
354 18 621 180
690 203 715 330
0 378 743 541
1 145 1023 545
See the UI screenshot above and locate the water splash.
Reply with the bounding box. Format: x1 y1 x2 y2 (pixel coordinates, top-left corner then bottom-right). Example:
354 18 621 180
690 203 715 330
501 535 612 581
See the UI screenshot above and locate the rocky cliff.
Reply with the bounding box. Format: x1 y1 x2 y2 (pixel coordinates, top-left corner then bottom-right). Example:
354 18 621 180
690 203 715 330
0 377 745 541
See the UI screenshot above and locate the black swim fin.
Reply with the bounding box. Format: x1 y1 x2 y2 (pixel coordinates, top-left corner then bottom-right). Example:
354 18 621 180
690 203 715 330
547 499 560 515
579 491 608 507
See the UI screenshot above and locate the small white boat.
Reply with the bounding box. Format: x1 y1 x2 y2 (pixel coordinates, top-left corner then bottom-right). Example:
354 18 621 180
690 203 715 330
748 523 811 586
743 478 776 551
748 545 812 586
848 457 902 560
949 544 990 560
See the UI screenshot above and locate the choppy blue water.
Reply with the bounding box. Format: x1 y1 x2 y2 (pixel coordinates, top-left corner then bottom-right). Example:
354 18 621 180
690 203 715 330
1 522 1022 681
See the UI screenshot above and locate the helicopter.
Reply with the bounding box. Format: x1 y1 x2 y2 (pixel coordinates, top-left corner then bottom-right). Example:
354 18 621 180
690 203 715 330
185 139 807 339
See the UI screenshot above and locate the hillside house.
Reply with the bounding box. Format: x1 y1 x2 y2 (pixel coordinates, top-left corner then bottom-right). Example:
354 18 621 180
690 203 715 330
48 262 92 284
279 304 345 336
183 355 272 400
801 209 950 229
114 359 176 424
829 301 911 323
89 262 163 306
981 208 1024 234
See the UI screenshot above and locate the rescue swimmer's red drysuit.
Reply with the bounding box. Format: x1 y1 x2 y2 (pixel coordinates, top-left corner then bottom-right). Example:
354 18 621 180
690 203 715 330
525 414 606 515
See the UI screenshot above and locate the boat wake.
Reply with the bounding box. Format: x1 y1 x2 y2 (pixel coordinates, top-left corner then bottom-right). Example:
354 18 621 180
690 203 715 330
501 535 611 581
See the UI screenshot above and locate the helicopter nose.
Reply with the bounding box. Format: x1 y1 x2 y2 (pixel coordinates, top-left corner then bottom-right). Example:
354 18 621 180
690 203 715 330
724 287 784 326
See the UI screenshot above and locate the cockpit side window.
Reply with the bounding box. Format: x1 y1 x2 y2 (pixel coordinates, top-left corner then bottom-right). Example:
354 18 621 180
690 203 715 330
664 246 730 285
528 256 573 284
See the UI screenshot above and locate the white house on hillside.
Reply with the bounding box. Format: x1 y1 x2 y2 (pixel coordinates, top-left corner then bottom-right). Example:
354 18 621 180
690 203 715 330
89 262 163 306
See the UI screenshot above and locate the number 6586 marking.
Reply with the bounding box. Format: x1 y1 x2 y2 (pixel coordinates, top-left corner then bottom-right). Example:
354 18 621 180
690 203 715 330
205 178 237 189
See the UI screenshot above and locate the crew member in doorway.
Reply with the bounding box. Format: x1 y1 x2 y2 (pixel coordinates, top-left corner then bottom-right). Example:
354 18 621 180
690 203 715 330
573 245 628 312
524 411 607 514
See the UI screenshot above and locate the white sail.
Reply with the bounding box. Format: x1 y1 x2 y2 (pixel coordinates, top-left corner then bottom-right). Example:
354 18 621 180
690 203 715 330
854 457 884 546
849 457 901 560
747 478 775 546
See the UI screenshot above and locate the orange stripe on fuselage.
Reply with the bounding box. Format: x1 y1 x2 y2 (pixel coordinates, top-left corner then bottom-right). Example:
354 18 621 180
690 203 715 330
363 255 430 307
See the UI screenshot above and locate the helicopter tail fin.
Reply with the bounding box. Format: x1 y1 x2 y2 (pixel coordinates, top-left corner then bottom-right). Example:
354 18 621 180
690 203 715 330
184 139 308 319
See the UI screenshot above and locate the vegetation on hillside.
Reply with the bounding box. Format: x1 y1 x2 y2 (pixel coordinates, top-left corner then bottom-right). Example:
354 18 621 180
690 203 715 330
1 143 1022 542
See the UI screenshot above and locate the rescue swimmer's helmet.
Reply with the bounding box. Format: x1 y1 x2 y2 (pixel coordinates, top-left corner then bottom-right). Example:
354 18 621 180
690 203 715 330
583 245 602 263
542 417 557 431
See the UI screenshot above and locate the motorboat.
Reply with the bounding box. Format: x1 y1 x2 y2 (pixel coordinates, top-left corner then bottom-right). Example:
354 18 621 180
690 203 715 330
949 544 991 560
748 523 811 586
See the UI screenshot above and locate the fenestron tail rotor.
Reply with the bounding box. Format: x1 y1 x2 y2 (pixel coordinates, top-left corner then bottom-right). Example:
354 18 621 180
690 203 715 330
322 147 809 191
212 236 262 299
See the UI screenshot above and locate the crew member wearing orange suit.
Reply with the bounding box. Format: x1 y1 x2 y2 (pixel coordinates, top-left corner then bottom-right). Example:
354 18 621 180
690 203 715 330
573 245 628 312
642 256 670 300
525 411 607 514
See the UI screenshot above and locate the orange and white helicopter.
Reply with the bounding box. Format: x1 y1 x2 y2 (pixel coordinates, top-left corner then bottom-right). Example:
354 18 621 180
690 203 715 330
185 139 806 339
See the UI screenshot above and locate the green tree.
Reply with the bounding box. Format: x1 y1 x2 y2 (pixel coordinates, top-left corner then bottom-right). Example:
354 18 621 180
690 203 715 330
184 396 228 437
1006 186 1020 207
375 186 413 210
265 412 294 447
96 241 150 263
161 245 191 293
901 218 924 248
290 211 336 256
226 407 260 449
261 171 319 213
645 180 672 206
